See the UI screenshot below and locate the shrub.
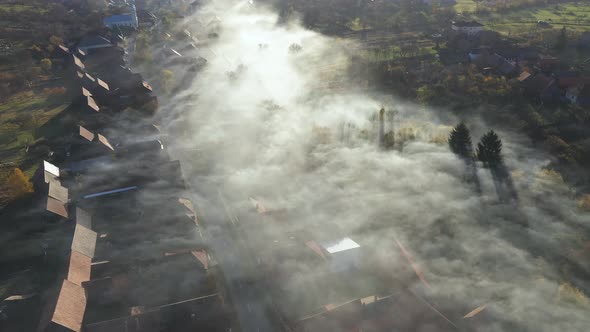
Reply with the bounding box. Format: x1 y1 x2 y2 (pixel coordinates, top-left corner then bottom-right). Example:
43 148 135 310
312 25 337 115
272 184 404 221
40 58 52 72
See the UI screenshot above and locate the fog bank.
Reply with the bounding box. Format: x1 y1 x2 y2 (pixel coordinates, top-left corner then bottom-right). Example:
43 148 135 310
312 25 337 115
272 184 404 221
155 1 590 331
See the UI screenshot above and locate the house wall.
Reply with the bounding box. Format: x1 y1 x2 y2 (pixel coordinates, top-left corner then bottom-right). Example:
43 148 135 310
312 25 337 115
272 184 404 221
452 25 484 36
330 248 361 273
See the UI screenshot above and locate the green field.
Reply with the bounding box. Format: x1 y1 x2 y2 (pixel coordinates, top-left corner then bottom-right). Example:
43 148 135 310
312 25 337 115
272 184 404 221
0 91 67 178
454 0 477 14
477 2 590 34
0 3 46 13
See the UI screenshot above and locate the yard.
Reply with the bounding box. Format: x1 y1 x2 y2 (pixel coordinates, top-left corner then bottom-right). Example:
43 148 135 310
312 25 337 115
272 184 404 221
0 90 68 180
454 0 477 14
477 2 590 35
0 3 47 14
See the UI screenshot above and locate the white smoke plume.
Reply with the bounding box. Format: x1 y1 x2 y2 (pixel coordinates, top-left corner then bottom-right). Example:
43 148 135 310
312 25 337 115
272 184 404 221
145 1 590 331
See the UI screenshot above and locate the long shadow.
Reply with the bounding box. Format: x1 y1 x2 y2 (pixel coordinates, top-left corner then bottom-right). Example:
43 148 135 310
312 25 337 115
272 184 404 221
488 161 519 205
480 164 590 297
34 103 78 141
466 158 482 195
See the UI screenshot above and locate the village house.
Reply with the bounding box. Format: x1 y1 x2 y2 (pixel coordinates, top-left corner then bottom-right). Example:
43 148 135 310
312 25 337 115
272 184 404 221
75 35 113 55
137 9 157 27
468 47 516 76
103 5 138 30
451 20 484 36
520 72 560 102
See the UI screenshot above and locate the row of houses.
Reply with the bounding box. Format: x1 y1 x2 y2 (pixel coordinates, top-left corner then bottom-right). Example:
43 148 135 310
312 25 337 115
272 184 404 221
33 27 233 332
449 20 590 106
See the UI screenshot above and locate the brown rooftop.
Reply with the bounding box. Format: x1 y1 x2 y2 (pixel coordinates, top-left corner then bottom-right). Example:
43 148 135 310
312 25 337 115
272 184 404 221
191 250 209 270
51 280 87 332
84 73 96 82
79 125 95 142
87 96 100 112
517 71 531 82
82 87 92 97
97 78 110 91
97 134 114 151
306 240 327 260
142 81 153 91
47 197 68 218
49 181 69 203
68 251 92 286
71 224 98 259
73 55 85 69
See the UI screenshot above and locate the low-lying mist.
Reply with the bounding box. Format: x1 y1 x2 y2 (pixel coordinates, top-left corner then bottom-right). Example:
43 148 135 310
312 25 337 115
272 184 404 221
153 1 590 331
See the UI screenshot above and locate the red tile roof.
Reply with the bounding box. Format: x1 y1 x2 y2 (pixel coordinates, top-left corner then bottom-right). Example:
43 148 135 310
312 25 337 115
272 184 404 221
51 280 87 332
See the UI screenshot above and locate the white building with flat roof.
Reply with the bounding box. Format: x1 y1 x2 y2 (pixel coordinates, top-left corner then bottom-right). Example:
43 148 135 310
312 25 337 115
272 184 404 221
320 237 361 272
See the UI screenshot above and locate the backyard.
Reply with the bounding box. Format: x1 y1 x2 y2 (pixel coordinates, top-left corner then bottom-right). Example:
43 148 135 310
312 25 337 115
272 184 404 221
0 90 68 180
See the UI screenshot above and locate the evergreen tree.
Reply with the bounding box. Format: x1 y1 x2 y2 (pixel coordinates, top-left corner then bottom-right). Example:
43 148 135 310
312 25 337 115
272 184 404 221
556 26 567 50
448 122 473 159
476 130 503 165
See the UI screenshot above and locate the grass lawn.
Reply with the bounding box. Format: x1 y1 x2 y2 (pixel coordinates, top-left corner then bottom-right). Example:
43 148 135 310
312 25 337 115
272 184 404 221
0 91 68 179
477 2 590 35
454 0 477 14
0 3 46 14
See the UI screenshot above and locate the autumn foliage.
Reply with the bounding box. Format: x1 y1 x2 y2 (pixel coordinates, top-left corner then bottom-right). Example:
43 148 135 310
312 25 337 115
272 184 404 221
2 168 33 201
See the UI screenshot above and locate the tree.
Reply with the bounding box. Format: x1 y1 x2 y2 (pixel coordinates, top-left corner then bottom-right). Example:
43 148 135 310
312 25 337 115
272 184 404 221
289 43 302 53
448 122 473 159
3 168 33 200
40 58 52 72
49 35 63 46
555 26 567 50
476 130 503 165
161 69 174 94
